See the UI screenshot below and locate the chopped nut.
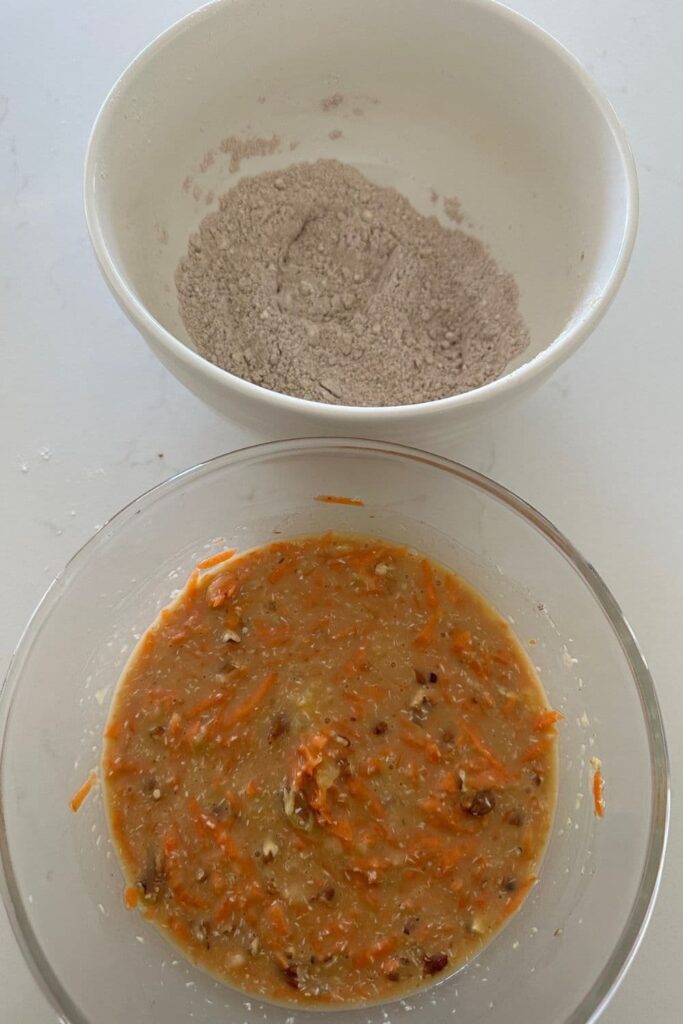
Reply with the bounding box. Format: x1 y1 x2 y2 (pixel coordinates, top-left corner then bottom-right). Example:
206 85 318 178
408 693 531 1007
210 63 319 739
268 712 289 742
262 837 279 862
282 785 314 831
152 788 162 801
250 936 260 955
423 952 449 976
222 629 241 644
281 962 299 989
195 868 207 882
374 563 389 576
409 688 433 722
462 789 496 816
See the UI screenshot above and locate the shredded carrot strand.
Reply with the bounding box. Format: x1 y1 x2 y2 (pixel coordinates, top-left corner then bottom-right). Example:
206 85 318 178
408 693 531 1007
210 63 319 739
534 708 564 732
353 934 398 967
197 548 236 571
123 885 139 910
522 738 552 764
460 721 508 776
451 629 472 654
206 573 239 608
315 494 365 506
69 769 97 812
348 776 385 819
267 900 290 936
593 765 606 817
414 607 441 647
341 645 369 675
185 690 229 720
268 560 295 584
222 671 278 730
400 729 442 763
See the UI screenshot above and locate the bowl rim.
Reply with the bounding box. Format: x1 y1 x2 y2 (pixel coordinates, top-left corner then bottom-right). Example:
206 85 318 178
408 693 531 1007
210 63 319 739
0 437 670 1024
83 0 639 421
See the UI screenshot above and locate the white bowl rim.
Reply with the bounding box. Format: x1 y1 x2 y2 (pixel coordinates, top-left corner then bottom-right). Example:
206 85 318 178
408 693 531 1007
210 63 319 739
0 436 669 1024
83 0 639 420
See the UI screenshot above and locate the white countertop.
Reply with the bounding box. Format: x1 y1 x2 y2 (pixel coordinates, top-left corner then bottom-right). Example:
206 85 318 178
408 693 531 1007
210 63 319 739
1 1 680 1020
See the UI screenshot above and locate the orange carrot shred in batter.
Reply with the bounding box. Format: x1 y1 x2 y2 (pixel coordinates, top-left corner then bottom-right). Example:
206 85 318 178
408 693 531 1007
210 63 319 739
534 709 564 732
124 885 139 909
414 608 441 647
315 494 365 506
592 762 606 817
197 548 236 571
69 769 97 813
222 671 278 731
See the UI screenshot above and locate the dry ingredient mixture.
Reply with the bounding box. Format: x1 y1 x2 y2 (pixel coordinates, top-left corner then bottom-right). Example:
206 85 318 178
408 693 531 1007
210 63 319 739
176 160 529 406
103 532 558 1006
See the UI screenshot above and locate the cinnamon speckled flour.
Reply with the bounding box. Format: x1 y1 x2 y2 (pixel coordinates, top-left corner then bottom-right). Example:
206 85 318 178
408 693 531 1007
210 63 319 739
176 159 528 406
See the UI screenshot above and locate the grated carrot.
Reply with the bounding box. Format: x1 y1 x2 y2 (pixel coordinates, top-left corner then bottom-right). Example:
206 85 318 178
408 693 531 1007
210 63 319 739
315 494 365 506
267 900 290 936
340 646 369 675
197 548 236 571
268 559 295 584
184 689 229 721
414 608 441 647
348 776 385 818
451 629 472 654
460 721 508 776
124 885 139 910
353 934 398 967
534 709 564 732
592 761 606 817
69 769 97 812
206 573 239 608
222 671 278 731
522 738 552 764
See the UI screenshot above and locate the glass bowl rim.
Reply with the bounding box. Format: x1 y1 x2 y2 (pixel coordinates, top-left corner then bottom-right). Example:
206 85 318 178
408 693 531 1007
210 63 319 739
0 436 670 1024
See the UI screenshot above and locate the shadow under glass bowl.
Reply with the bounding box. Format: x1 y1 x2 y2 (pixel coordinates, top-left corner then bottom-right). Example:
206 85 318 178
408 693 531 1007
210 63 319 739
0 438 668 1024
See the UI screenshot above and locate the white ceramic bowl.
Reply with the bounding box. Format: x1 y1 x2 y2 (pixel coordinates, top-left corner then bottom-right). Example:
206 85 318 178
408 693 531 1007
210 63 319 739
84 0 637 444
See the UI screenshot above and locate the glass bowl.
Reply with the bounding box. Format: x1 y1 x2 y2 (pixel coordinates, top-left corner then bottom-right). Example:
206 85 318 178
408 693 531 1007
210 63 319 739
0 439 668 1024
